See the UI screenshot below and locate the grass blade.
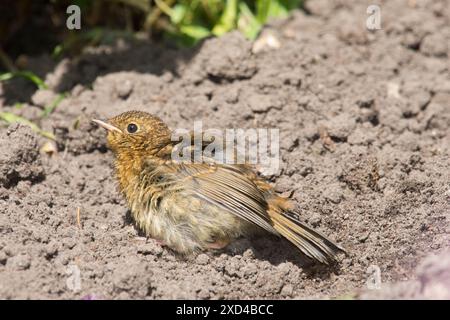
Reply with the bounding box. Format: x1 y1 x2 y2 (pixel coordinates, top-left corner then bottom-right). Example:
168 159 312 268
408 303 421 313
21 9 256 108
0 112 55 140
0 71 47 89
212 0 237 36
238 2 261 40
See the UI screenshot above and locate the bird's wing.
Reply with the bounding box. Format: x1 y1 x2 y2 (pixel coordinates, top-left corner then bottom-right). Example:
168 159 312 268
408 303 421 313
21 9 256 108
168 163 278 235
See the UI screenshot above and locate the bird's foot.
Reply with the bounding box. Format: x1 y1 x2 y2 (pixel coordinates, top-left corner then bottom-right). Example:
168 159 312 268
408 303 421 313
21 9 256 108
206 239 230 250
154 239 167 247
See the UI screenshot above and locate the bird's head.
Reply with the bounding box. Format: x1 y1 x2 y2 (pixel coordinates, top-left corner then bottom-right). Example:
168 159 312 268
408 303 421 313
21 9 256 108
92 111 172 158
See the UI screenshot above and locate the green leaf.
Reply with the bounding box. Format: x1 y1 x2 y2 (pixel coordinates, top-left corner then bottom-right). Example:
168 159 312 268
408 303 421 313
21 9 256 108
0 112 55 140
256 0 271 24
281 0 303 11
153 0 301 47
154 0 174 16
52 44 64 59
0 73 13 81
179 25 211 40
170 4 187 25
14 102 24 109
201 0 223 23
267 1 289 19
0 71 47 89
267 0 303 19
212 0 237 36
237 2 261 40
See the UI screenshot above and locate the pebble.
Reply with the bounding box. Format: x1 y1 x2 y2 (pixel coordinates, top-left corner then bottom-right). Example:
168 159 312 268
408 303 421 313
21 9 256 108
280 284 294 297
196 253 210 265
6 253 31 270
116 80 133 99
137 243 163 256
252 30 281 54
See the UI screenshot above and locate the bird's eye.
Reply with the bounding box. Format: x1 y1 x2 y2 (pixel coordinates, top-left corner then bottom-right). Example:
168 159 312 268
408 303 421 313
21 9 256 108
127 123 138 133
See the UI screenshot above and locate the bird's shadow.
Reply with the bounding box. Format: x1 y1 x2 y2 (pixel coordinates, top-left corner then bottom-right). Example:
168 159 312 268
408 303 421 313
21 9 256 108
224 235 342 280
123 209 342 280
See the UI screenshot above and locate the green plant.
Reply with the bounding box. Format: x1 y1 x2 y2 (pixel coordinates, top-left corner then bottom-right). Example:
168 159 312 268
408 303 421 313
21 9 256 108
152 0 302 45
0 112 55 140
85 0 302 47
0 71 47 89
0 70 65 137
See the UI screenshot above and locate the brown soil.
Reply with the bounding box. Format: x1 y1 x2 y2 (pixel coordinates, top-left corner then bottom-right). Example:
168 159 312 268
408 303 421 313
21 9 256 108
0 0 449 299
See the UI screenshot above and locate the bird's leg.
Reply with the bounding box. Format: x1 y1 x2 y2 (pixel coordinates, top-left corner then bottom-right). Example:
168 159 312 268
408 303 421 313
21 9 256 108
206 239 230 250
154 238 167 247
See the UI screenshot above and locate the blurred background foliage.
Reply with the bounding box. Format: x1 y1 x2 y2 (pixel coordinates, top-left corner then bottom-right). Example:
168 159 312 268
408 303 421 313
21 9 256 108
0 0 302 131
0 0 303 72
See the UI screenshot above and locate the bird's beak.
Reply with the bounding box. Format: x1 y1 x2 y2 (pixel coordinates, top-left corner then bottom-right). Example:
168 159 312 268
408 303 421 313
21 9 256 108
92 119 122 134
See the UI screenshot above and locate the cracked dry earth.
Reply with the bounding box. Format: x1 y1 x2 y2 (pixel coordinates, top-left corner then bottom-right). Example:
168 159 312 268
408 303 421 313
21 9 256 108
0 0 449 299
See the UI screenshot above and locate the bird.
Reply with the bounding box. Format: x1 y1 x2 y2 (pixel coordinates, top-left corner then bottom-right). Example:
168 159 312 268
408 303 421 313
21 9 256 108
93 110 345 264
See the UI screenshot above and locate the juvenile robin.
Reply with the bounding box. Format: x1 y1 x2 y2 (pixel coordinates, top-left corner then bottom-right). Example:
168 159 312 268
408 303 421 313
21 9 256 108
93 111 345 264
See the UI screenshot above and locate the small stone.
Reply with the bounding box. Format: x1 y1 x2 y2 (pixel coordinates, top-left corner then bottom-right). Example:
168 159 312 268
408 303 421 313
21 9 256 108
0 124 45 188
245 91 279 113
242 248 255 259
243 263 258 277
63 238 76 250
6 253 31 270
308 212 322 228
137 242 163 256
322 114 356 141
197 289 211 299
358 232 370 243
161 72 174 83
3 245 16 257
117 291 130 300
45 242 59 259
116 80 133 99
342 258 353 268
71 84 86 96
224 262 240 277
280 284 294 297
324 184 344 204
421 33 448 57
40 141 58 156
252 31 281 54
277 262 292 275
59 255 69 265
348 127 376 145
387 82 401 99
196 253 210 265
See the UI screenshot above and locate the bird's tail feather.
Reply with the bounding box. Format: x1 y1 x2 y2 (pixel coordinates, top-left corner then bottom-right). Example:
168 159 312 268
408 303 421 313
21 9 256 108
269 210 346 265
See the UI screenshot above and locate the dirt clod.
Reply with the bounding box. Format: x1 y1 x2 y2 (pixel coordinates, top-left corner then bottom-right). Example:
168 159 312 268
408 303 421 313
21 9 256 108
0 124 45 188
